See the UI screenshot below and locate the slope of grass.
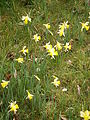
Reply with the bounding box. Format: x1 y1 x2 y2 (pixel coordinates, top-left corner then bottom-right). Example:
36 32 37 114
0 0 90 120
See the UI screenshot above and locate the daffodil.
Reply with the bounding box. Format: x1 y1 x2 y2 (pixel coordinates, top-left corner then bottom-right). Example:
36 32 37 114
15 58 24 63
22 15 31 25
58 21 69 37
34 75 40 81
33 34 41 42
51 75 60 87
80 110 90 120
64 42 71 52
9 101 19 114
44 42 52 50
43 23 51 29
26 90 34 100
80 22 89 32
1 80 10 88
58 29 65 37
54 41 63 51
48 48 58 59
19 46 28 55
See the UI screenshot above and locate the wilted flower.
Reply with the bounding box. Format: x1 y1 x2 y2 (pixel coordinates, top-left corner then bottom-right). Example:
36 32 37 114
80 110 90 120
80 22 89 32
54 41 63 51
51 75 60 87
1 80 10 88
22 15 31 25
19 46 28 55
64 42 71 52
9 101 19 114
33 34 41 42
62 88 67 92
26 90 34 100
34 75 40 81
15 58 24 63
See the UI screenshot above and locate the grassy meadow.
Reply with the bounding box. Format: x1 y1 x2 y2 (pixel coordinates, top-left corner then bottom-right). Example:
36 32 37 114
0 0 90 120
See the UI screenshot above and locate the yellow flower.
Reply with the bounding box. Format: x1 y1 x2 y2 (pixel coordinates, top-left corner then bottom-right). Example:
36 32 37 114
34 75 40 81
15 58 24 63
33 34 41 42
51 75 60 87
1 80 10 88
58 21 69 37
80 110 90 120
54 41 63 51
80 22 89 31
58 28 65 37
48 48 58 59
26 90 34 100
44 42 52 50
22 15 31 25
9 101 19 114
43 23 51 29
64 42 71 52
19 46 28 55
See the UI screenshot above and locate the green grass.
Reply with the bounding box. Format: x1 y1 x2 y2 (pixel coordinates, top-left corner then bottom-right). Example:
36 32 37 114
0 0 90 120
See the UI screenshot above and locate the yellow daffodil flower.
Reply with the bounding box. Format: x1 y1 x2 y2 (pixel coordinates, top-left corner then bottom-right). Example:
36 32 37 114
22 15 31 25
34 75 40 81
48 48 58 59
58 21 69 37
1 80 10 88
58 28 65 37
15 58 24 63
80 22 89 32
51 75 60 87
9 101 19 114
19 46 28 55
33 34 41 42
43 23 51 29
64 42 71 52
54 41 63 51
80 110 90 120
44 42 52 50
26 90 34 100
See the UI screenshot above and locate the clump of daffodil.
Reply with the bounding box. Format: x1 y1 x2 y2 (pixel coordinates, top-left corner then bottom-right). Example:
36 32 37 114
9 101 19 114
15 58 24 63
22 14 31 25
64 42 71 52
1 80 10 88
51 75 60 87
48 47 58 59
34 75 40 81
80 110 90 120
44 42 58 59
54 41 63 51
26 90 34 100
33 34 41 42
58 21 69 37
44 42 52 50
80 22 89 32
19 46 28 55
43 23 53 36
